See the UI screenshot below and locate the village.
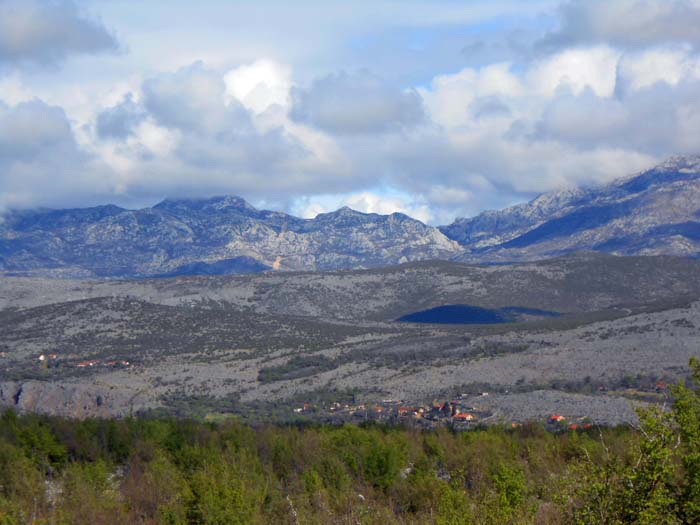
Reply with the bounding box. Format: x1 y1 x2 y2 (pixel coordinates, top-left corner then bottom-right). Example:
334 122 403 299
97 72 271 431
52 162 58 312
291 394 596 432
35 353 132 370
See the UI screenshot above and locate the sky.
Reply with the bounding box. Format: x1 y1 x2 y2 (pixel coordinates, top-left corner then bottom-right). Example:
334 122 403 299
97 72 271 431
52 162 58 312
1 0 700 224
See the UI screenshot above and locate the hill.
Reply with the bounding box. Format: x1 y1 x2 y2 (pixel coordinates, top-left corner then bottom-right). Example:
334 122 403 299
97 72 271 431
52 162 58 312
2 253 699 422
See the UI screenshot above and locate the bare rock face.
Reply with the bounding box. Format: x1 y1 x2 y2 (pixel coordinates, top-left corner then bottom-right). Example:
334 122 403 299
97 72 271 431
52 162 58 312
0 381 153 418
0 197 461 278
0 382 20 406
442 155 700 261
2 156 700 278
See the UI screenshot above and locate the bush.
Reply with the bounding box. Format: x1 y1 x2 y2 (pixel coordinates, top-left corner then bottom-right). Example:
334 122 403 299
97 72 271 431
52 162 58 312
0 357 698 524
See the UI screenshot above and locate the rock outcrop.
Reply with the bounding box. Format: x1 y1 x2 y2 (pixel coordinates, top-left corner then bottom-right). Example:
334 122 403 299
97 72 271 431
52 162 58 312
0 381 154 418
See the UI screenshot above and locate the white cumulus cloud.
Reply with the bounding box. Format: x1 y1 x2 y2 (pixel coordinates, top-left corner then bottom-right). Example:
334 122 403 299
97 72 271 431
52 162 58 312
224 59 293 114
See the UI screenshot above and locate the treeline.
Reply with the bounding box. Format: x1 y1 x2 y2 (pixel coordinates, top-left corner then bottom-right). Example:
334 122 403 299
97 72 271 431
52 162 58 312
0 358 699 524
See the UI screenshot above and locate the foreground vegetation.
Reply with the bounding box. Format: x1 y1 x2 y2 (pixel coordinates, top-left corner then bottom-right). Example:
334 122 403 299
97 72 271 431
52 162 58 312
1 358 699 524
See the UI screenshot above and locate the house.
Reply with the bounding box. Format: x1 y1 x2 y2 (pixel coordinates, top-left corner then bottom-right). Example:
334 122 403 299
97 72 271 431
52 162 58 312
453 413 474 422
568 424 579 430
76 360 100 368
549 414 566 423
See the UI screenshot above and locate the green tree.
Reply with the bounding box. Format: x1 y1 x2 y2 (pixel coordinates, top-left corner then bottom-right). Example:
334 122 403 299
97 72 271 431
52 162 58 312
492 463 527 522
437 475 473 525
364 439 404 490
672 356 700 523
187 450 265 524
0 442 46 525
572 406 680 524
122 450 191 524
56 460 126 525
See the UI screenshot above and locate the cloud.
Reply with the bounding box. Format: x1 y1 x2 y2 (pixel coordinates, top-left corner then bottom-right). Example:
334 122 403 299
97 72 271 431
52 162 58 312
535 78 700 156
541 0 700 51
526 46 620 97
4 1 700 226
616 48 700 92
142 62 252 135
343 192 432 223
290 70 425 134
0 74 32 105
224 59 292 114
0 0 118 66
90 62 354 204
418 63 522 129
92 51 680 223
96 94 147 140
294 190 432 223
0 99 74 160
0 99 115 211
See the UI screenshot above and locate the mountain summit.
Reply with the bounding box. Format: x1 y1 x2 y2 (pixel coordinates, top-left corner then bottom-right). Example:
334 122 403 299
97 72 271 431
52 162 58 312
0 196 460 278
441 155 700 262
1 156 699 278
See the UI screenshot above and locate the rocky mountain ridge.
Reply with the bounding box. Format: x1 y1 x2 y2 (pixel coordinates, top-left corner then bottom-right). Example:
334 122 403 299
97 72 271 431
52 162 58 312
442 155 700 261
0 195 461 278
1 156 699 277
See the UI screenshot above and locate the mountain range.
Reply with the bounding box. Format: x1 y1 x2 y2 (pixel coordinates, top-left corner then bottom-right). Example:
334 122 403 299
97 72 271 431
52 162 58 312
444 155 700 262
1 155 699 278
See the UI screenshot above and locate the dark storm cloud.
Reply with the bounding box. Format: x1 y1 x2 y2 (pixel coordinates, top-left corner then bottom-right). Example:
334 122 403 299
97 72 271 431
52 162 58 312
289 70 426 134
0 0 118 65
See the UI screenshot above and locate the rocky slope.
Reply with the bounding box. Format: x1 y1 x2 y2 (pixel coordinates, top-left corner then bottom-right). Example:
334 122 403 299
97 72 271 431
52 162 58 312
0 196 460 278
3 253 700 321
2 156 700 277
442 155 700 261
2 254 700 420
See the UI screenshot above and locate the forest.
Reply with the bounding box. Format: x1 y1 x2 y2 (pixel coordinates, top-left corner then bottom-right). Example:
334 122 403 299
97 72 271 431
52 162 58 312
0 358 698 525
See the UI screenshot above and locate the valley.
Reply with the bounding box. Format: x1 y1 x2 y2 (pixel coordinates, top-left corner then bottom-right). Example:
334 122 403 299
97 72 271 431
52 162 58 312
2 253 699 426
2 156 700 426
